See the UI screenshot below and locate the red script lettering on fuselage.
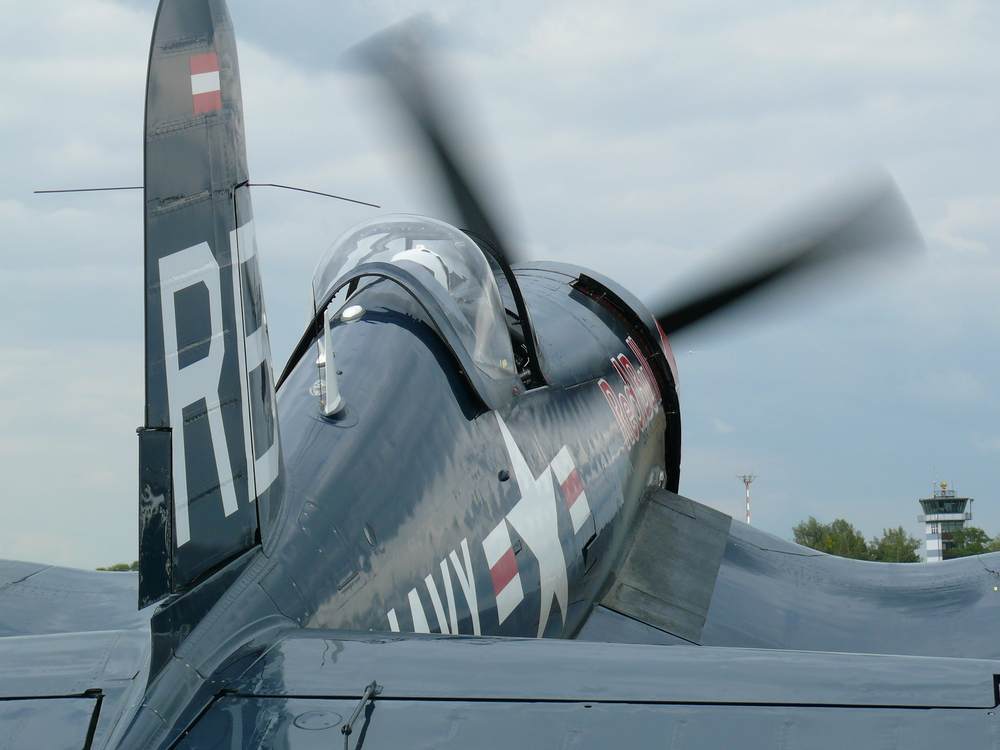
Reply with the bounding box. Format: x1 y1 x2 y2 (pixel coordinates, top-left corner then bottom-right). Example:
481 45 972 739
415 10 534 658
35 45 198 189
599 336 662 449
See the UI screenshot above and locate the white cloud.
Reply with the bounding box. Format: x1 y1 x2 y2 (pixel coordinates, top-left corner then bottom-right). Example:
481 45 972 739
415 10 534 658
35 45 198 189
928 193 1000 254
972 436 1000 453
903 369 991 405
712 417 735 434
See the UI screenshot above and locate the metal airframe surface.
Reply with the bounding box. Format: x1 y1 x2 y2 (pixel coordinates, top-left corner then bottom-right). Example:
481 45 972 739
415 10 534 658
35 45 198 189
176 698 1000 750
0 563 152 637
14 1 984 748
702 522 1000 659
228 629 1000 708
0 629 148 699
0 697 99 750
270 270 667 639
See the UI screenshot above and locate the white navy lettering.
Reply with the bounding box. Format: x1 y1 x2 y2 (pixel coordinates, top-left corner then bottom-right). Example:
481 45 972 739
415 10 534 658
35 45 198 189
448 539 481 636
385 421 597 638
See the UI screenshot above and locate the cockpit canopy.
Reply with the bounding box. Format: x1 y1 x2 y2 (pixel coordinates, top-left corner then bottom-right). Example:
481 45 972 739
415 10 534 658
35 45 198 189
312 215 517 381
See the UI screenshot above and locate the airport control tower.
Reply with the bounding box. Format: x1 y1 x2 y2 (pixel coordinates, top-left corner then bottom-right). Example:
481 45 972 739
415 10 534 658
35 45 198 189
917 483 974 562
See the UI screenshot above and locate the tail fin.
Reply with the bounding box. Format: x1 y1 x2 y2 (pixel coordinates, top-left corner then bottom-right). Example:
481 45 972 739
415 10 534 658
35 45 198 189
138 0 282 608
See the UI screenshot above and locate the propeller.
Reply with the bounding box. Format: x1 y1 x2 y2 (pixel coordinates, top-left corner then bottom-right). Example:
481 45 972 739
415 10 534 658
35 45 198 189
350 19 516 266
651 172 924 338
351 21 924 344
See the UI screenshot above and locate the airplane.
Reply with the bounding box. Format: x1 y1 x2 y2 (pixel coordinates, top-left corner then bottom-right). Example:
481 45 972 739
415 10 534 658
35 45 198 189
4 0 1000 748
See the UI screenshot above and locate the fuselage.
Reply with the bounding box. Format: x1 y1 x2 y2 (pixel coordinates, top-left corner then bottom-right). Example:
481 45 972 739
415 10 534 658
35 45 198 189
122 224 681 749
266 263 679 639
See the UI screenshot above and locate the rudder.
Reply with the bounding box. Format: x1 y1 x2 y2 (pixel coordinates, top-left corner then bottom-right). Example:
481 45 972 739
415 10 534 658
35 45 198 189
138 0 282 608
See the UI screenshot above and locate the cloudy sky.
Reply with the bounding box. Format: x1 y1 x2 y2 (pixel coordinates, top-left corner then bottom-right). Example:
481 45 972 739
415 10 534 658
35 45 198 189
2 0 999 569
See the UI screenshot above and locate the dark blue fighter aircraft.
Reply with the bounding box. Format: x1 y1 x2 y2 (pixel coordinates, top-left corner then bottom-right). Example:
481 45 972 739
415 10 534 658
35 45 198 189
5 1 1000 748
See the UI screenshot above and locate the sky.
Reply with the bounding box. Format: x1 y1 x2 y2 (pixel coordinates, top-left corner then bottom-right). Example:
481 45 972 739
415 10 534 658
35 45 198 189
2 0 999 568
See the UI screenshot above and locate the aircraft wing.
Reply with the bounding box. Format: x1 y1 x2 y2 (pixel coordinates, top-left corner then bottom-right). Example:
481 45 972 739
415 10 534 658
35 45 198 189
0 562 153 749
158 629 1000 748
0 626 150 750
3 618 998 749
0 560 151 637
578 490 1000 662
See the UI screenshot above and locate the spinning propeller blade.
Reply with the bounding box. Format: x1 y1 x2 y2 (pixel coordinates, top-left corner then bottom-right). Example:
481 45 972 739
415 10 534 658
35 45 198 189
350 19 516 264
651 173 924 338
354 21 923 343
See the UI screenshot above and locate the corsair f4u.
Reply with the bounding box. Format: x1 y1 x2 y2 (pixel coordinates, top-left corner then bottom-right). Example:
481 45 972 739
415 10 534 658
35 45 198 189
8 3 1000 750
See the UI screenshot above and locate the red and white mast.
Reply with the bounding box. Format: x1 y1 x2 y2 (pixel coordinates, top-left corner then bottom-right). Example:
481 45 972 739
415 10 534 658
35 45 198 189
738 474 756 524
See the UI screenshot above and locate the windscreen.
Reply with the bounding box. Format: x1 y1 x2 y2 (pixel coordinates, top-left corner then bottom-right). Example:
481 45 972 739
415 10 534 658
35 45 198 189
313 215 516 380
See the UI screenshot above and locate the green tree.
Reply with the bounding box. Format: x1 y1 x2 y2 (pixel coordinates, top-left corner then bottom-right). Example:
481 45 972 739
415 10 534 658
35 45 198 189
870 526 921 562
791 516 828 550
97 561 139 572
792 517 870 560
948 527 991 558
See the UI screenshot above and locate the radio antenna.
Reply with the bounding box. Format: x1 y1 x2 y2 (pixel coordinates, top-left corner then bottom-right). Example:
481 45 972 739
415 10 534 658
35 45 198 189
738 473 757 524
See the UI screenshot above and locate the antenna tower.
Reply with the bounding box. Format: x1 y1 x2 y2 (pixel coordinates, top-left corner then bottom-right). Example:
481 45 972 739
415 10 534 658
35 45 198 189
738 474 757 524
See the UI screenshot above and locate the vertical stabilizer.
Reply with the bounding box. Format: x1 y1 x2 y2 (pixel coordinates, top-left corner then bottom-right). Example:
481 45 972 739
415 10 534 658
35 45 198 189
139 0 282 608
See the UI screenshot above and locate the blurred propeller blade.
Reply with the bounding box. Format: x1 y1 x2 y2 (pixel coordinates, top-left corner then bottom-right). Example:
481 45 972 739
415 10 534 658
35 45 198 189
350 19 516 264
653 172 924 338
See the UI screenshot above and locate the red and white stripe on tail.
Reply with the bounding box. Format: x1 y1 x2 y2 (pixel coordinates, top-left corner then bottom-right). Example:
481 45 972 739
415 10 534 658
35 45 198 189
482 519 523 625
550 446 591 534
190 53 222 113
